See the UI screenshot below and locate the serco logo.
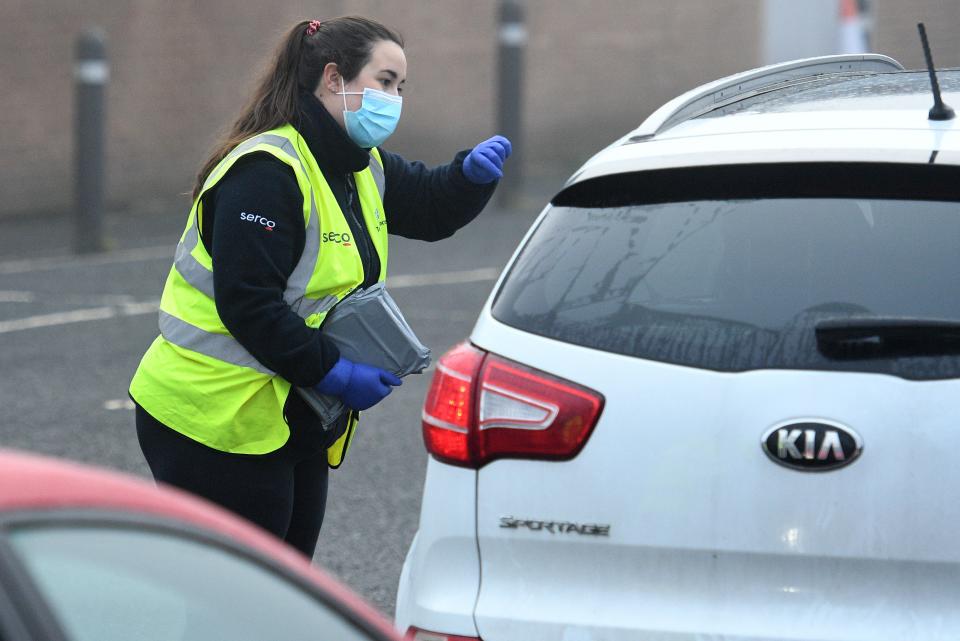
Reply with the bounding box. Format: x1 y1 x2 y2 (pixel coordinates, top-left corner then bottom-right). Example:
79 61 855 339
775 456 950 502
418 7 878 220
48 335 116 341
761 420 863 472
322 231 353 247
240 212 276 231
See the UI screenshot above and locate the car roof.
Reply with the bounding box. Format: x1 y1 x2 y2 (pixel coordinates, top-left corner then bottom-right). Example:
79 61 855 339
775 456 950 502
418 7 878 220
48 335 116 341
567 55 960 186
0 448 399 640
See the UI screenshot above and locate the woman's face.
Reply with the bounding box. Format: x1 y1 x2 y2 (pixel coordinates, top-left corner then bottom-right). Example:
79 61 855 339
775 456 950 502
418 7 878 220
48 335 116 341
319 39 407 129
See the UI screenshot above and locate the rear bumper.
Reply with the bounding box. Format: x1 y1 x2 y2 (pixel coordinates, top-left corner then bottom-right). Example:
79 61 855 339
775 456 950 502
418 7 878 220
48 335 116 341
395 458 481 637
471 542 960 641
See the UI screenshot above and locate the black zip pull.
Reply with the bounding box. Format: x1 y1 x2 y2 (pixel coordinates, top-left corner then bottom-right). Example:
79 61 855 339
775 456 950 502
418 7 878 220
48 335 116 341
345 174 356 209
342 173 374 286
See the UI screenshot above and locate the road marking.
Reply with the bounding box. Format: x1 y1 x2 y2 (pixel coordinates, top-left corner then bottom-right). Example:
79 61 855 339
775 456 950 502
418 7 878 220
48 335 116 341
104 399 135 411
389 267 499 288
74 294 134 305
0 292 139 305
0 300 160 335
0 246 501 287
405 309 476 321
0 290 35 302
0 267 500 335
0 245 173 276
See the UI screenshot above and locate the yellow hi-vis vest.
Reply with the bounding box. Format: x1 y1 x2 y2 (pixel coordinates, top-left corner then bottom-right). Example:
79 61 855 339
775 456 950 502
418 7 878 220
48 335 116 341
129 124 388 466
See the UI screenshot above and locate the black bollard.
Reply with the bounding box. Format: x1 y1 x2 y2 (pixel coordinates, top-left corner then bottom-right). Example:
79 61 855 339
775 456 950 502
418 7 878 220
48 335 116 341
496 0 526 208
74 29 108 254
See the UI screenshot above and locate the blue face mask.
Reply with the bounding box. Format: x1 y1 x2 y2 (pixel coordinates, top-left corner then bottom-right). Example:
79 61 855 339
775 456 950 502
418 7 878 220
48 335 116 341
338 78 403 149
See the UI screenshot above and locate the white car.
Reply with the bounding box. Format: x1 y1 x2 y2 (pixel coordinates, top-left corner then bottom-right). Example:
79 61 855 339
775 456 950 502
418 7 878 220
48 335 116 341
396 53 960 641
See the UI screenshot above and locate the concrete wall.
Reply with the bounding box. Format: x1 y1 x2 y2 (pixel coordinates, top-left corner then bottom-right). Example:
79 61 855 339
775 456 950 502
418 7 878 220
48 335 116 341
1 1 957 219
872 1 960 69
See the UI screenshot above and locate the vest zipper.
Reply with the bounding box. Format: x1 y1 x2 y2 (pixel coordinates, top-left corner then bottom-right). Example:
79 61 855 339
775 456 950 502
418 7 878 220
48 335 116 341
344 173 377 288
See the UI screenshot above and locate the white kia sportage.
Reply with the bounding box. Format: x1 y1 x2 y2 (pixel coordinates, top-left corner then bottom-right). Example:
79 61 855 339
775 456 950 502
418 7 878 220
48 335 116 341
396 53 960 641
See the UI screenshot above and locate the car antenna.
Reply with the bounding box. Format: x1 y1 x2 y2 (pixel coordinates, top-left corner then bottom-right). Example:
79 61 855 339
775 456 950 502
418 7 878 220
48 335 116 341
917 22 955 121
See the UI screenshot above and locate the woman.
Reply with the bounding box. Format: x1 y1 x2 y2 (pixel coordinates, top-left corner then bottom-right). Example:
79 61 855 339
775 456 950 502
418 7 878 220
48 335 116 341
129 16 510 558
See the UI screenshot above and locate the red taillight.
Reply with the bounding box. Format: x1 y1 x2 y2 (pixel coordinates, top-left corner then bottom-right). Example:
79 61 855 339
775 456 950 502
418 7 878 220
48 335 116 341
422 342 604 468
405 626 481 641
421 342 485 463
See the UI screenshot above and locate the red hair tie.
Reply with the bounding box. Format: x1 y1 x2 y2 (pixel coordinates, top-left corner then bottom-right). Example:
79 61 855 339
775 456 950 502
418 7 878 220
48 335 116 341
306 20 322 36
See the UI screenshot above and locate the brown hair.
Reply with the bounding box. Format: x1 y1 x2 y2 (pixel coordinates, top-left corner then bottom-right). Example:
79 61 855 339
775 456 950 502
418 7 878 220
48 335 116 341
191 16 404 200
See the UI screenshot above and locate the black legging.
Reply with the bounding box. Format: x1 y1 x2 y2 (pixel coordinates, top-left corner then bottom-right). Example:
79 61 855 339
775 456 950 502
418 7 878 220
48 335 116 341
135 404 334 558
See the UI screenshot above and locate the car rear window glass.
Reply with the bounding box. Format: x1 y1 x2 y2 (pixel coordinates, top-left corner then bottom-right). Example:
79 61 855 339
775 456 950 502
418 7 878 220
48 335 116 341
492 198 960 379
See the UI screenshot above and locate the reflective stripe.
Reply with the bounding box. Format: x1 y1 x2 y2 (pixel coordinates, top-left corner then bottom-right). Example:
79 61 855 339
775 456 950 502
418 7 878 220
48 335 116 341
173 225 214 298
368 152 386 201
299 293 339 318
284 191 320 309
159 311 275 375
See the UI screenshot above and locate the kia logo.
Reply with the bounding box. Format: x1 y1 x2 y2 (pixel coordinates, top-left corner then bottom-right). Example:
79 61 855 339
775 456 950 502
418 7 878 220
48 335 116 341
761 420 862 472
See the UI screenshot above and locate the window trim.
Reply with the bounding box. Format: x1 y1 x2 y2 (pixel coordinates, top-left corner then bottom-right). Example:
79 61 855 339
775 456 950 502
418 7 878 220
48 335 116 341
553 162 960 208
0 530 67 641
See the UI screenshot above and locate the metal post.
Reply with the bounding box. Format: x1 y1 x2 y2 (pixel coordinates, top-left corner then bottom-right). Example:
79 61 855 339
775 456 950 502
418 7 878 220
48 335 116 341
858 0 874 51
74 29 108 254
762 0 838 64
497 0 526 208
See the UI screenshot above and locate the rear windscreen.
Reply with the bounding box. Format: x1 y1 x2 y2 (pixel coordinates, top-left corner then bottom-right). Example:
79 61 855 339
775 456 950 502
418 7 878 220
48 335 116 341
492 198 960 379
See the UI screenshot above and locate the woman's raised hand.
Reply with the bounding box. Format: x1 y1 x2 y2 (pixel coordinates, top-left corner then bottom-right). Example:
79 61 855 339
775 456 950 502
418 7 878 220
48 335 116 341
462 135 513 184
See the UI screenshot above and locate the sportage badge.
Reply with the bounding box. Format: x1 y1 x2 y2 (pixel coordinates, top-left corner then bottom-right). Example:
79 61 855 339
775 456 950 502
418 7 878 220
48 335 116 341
761 420 862 472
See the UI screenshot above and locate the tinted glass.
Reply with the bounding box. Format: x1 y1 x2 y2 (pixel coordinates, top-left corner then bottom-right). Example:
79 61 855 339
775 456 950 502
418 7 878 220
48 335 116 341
493 199 960 379
10 526 376 641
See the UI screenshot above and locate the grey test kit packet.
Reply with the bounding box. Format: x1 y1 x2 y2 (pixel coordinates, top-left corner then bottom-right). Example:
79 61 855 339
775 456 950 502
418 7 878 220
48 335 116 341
296 283 432 428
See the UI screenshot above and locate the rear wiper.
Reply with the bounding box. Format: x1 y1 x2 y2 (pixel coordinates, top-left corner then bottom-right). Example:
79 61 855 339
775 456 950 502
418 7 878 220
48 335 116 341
815 317 960 360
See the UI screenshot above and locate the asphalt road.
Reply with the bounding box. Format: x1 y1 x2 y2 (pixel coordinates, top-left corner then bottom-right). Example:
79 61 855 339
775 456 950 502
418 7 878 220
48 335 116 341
0 189 550 615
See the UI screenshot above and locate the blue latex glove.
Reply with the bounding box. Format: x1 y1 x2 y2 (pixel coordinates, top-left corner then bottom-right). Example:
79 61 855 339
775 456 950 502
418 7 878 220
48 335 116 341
462 135 513 184
314 357 402 411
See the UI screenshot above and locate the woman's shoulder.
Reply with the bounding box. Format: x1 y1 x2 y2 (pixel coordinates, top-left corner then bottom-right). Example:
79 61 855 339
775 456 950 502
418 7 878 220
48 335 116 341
226 150 298 179
210 151 302 212
220 152 299 192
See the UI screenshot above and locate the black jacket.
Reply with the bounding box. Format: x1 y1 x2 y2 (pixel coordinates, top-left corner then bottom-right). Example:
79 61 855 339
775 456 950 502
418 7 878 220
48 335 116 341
199 92 496 429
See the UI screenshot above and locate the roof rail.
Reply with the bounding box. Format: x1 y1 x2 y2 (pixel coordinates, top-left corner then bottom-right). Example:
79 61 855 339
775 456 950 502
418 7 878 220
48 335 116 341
630 54 904 140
